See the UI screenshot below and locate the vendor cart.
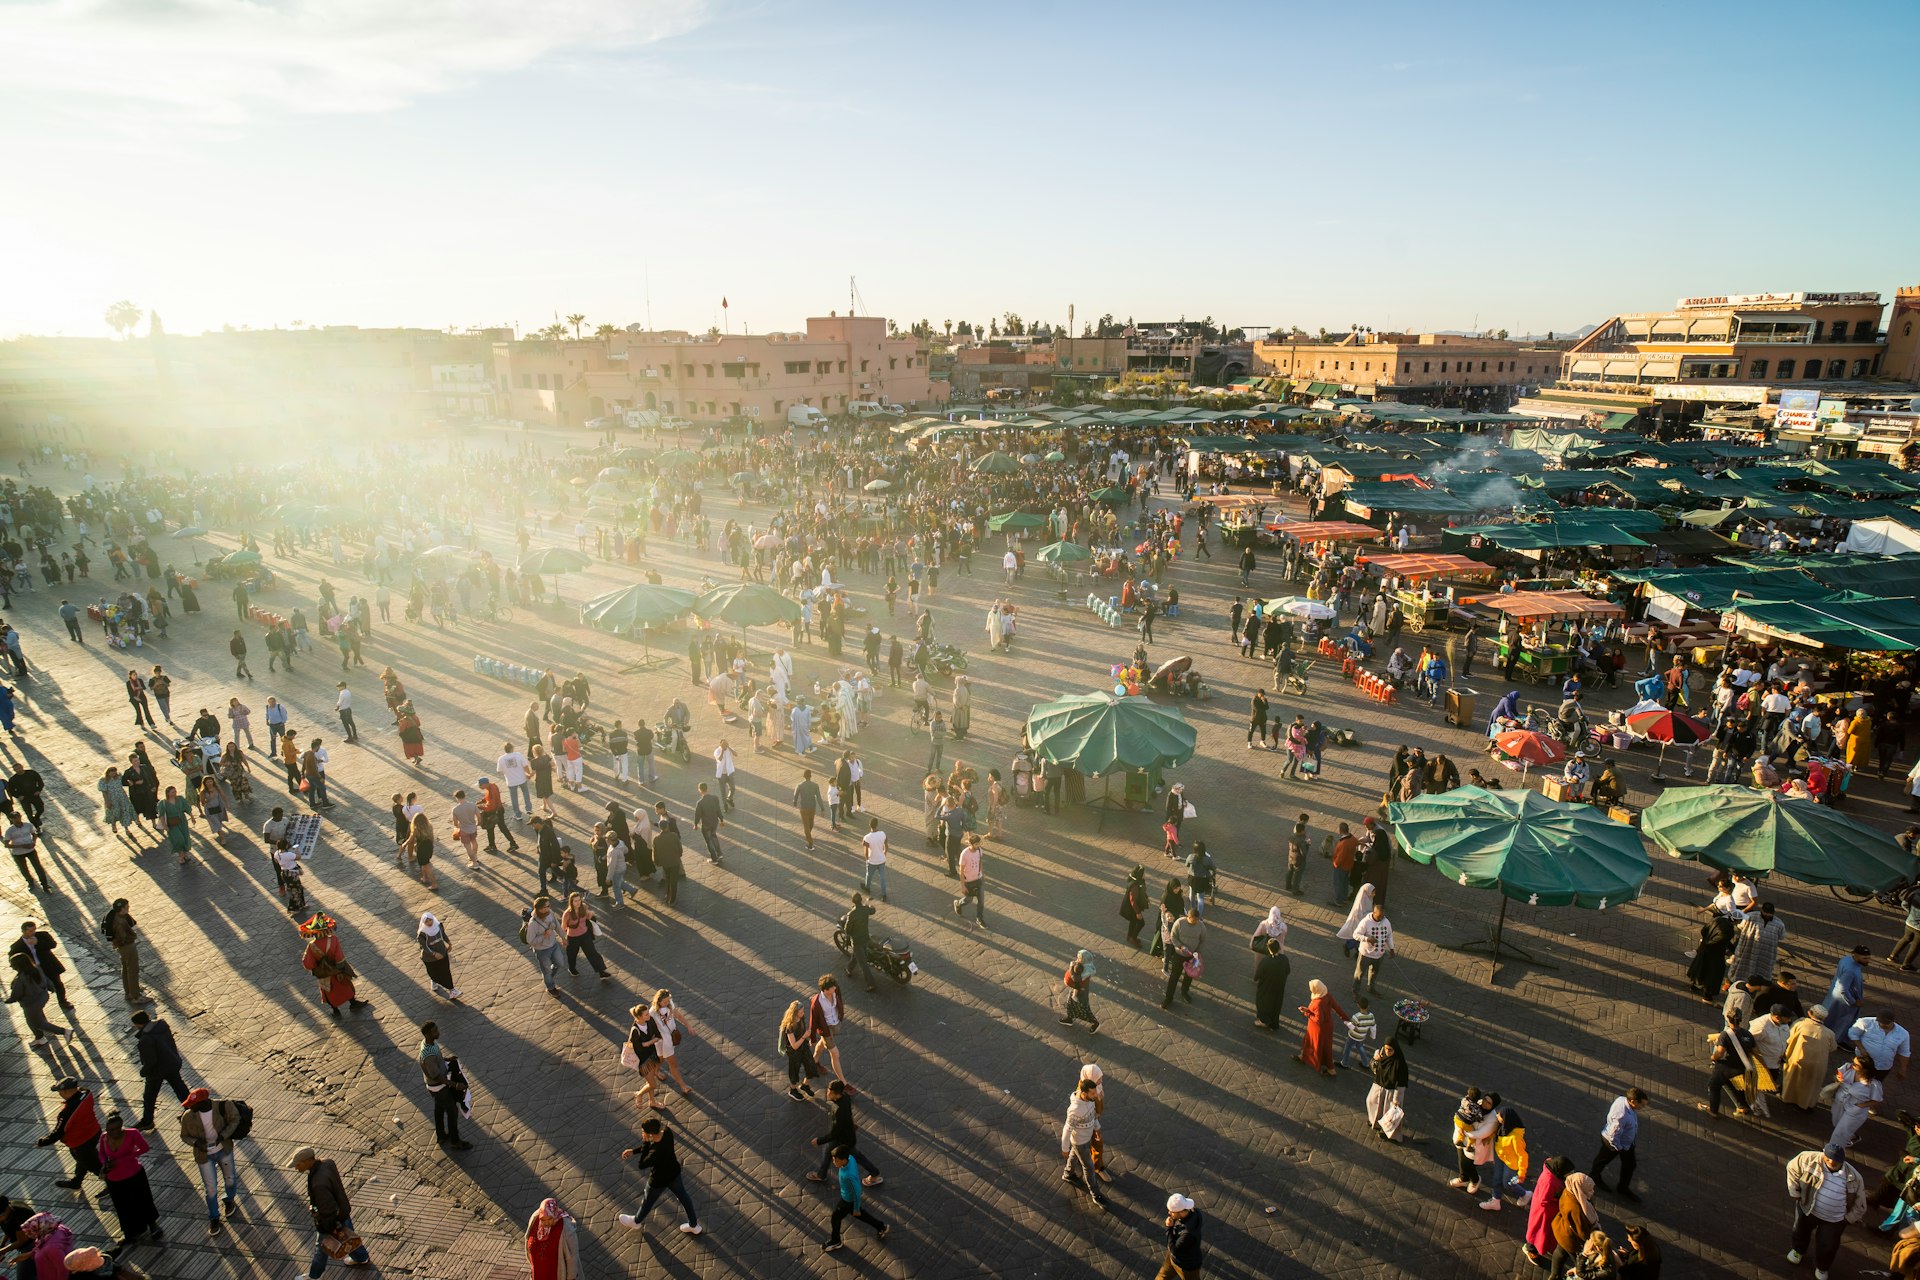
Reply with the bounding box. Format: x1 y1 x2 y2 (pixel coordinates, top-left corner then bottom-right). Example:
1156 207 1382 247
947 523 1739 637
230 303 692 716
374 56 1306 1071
1494 641 1573 685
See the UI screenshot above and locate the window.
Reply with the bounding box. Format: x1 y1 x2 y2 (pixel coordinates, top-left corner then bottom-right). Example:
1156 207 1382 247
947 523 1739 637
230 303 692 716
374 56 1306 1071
859 359 869 373
1749 359 1769 378
816 360 831 374
1829 359 1846 377
1803 362 1821 380
1423 361 1430 372
662 401 673 413
1403 362 1411 373
683 364 694 377
703 364 714 378
1776 359 1796 378
773 400 783 414
537 373 548 389
1853 359 1869 377
1440 361 1448 373
784 360 807 375
1811 321 1825 340
1480 361 1487 372
1831 320 1849 341
889 357 897 371
518 374 531 388
838 361 847 373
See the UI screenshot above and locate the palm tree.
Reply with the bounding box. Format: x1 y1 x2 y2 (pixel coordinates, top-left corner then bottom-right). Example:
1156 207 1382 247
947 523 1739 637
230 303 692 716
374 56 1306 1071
566 313 586 339
594 323 617 338
104 300 142 339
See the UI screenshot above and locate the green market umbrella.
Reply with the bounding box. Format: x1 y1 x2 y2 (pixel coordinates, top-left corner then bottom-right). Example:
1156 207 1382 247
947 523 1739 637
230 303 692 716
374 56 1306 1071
1044 450 1067 463
864 479 894 492
1090 486 1131 506
220 549 262 567
693 582 802 629
519 546 593 603
988 511 1050 533
1034 541 1092 564
655 449 700 469
1642 785 1911 891
1026 692 1197 777
1390 786 1650 977
1019 452 1042 465
597 466 631 480
973 451 1022 476
172 525 208 563
580 583 697 632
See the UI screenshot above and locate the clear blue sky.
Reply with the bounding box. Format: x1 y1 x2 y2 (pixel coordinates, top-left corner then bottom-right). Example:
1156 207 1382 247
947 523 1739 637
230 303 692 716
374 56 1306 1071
2 0 1915 339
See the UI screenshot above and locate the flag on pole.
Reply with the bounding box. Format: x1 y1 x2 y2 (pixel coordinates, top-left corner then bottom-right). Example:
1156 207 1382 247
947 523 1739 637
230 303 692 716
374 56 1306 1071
722 297 728 309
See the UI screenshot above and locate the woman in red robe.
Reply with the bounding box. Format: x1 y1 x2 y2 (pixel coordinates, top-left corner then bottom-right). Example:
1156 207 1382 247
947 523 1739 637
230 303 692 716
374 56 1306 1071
1294 978 1347 1076
525 1197 580 1280
299 915 367 1019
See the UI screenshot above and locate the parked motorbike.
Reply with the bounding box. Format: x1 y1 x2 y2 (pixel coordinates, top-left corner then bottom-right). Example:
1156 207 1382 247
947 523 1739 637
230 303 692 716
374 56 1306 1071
832 929 917 985
653 718 691 764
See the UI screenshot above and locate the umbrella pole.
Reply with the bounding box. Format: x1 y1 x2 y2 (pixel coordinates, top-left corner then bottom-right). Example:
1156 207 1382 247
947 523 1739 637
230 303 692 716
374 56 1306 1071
1651 741 1670 784
1453 892 1554 976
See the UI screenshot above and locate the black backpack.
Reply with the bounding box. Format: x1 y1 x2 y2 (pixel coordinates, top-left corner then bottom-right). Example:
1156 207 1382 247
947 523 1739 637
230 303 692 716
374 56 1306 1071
227 1099 255 1141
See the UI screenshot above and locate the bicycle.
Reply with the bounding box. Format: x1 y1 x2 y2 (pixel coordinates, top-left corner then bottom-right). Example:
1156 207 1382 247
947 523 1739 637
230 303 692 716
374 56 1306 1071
478 597 514 624
1829 881 1913 907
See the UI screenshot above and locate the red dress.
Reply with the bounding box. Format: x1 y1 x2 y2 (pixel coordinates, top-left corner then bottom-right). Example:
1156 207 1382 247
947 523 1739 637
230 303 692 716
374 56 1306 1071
527 1219 562 1280
302 935 356 1008
1298 993 1348 1073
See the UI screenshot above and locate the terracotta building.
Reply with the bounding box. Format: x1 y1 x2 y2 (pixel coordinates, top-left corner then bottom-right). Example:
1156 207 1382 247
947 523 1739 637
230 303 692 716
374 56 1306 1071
1252 331 1559 406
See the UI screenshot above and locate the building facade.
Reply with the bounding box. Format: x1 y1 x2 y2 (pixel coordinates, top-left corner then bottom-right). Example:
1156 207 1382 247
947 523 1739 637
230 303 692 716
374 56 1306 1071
1561 291 1889 394
1053 327 1253 385
1252 332 1558 406
492 315 941 428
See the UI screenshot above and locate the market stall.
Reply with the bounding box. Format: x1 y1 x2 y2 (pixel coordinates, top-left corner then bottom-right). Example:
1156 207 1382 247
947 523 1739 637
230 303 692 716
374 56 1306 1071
1466 590 1625 684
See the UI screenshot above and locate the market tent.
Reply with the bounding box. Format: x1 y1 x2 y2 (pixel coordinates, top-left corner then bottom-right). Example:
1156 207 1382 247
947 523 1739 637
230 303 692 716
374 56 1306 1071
1839 517 1920 557
1034 541 1092 564
1636 527 1734 558
1089 487 1132 506
1727 596 1920 651
1643 786 1913 890
1805 560 1920 598
1616 566 1852 616
579 584 697 633
972 451 1023 476
1338 482 1491 519
1466 591 1625 623
1026 692 1197 776
1390 786 1651 976
988 511 1051 532
1361 553 1498 583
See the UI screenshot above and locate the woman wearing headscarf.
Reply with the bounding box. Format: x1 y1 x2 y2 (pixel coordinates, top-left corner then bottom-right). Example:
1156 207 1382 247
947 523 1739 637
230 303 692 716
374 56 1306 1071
1523 1154 1573 1268
22 1212 75 1280
416 913 458 999
1488 688 1520 740
1250 905 1289 954
1294 978 1347 1076
1079 1063 1112 1184
1844 708 1874 773
1059 950 1099 1033
95 1110 161 1250
525 1197 581 1280
1548 1172 1600 1278
1252 938 1291 1032
1685 908 1738 1001
157 784 194 866
1780 1003 1838 1110
98 766 135 838
1337 882 1378 959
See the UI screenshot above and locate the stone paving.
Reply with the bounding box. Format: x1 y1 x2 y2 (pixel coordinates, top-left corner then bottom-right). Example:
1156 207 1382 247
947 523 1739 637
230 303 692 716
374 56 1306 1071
5 430 1917 1279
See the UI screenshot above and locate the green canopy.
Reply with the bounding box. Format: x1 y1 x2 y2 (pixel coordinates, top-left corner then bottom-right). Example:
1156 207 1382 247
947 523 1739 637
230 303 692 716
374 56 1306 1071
988 511 1050 532
579 584 697 633
1389 786 1650 909
692 582 802 628
218 549 263 567
1642 785 1913 890
519 547 593 576
654 449 700 469
1729 597 1920 651
972 451 1022 475
1026 693 1197 776
1044 450 1068 463
1034 541 1091 564
1089 487 1131 506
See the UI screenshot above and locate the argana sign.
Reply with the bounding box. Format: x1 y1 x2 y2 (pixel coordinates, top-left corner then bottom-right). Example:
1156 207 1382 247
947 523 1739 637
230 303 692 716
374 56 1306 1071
1677 291 1881 310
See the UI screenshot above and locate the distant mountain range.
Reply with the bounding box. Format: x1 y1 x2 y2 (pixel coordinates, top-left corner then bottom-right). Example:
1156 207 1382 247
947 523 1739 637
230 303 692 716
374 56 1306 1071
1432 325 1598 341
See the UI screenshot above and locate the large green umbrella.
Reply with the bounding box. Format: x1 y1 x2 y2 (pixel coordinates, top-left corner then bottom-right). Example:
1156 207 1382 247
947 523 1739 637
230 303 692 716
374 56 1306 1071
1034 541 1092 564
1090 486 1132 506
1642 785 1911 890
693 582 802 629
655 449 701 469
1390 786 1651 976
580 583 696 633
988 511 1050 533
1026 692 1197 776
1044 450 1067 463
973 451 1022 475
220 549 263 567
519 546 593 603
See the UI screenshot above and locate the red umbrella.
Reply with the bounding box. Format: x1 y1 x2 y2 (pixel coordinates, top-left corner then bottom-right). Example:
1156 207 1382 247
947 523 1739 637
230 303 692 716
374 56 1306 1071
1626 709 1710 782
1494 730 1566 767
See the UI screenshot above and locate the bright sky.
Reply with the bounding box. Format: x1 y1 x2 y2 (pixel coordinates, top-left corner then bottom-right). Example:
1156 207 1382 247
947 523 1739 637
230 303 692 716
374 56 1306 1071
3 0 1916 340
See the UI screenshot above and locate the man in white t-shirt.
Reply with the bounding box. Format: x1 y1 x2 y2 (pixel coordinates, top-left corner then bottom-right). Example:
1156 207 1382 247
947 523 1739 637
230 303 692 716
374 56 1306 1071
497 741 531 818
858 819 889 903
1003 550 1018 584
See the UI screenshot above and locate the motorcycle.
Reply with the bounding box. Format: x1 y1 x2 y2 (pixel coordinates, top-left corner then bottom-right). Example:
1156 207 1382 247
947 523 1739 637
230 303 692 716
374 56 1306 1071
907 641 969 676
832 929 917 985
653 718 691 764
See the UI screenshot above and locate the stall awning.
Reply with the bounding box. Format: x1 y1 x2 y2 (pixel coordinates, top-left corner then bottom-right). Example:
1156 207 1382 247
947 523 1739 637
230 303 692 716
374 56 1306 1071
1268 520 1385 543
1598 412 1639 430
1638 527 1734 557
1729 597 1920 652
1361 553 1499 583
1465 591 1626 623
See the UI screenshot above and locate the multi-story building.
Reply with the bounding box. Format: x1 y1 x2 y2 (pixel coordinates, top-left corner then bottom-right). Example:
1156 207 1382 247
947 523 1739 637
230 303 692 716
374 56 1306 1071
1251 331 1559 407
1053 325 1253 386
948 340 1055 399
492 314 941 427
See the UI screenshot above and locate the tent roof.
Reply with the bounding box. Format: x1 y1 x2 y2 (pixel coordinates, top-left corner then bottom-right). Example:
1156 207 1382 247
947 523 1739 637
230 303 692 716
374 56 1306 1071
1465 590 1626 622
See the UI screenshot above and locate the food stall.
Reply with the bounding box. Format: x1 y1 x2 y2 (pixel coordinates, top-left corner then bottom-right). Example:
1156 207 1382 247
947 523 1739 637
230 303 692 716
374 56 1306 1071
1467 590 1626 685
1359 552 1498 634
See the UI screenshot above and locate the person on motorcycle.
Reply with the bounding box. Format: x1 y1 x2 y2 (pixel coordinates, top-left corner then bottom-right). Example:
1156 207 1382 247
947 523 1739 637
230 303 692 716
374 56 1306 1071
665 699 691 735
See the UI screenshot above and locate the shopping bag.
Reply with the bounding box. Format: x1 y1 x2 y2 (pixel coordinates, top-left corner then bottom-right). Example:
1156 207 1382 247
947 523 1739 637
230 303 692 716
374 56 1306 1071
1380 1104 1405 1140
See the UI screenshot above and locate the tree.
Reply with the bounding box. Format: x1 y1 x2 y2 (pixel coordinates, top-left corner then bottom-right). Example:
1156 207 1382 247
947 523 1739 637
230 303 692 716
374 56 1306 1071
989 318 1000 337
1496 328 1510 340
1317 327 1330 341
566 313 586 339
955 320 973 337
104 300 142 340
536 323 568 341
1002 312 1025 336
1095 313 1122 337
595 323 617 338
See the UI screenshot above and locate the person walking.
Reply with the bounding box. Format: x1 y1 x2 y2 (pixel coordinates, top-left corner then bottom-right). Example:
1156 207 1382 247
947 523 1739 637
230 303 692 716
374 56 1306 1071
178 1087 244 1235
1161 906 1206 1009
104 898 147 1004
130 1010 188 1129
524 896 563 997
1059 949 1100 1033
416 912 459 999
927 710 947 774
779 1000 819 1101
692 782 725 865
1120 866 1151 949
1158 1194 1205 1279
616 1118 703 1236
1589 1088 1646 1203
808 1077 883 1185
1786 1143 1867 1279
95 1109 163 1250
821 1144 887 1253
417 1021 472 1151
777 763 823 850
38 1078 102 1187
953 832 984 925
449 790 479 867
1253 938 1291 1031
290 1145 374 1274
652 802 686 906
477 777 518 854
1060 1078 1108 1208
810 976 850 1084
334 683 358 744
1366 1036 1409 1141
11 919 72 1013
524 1198 581 1280
858 818 892 904
404 812 439 891
1351 902 1395 998
560 892 610 981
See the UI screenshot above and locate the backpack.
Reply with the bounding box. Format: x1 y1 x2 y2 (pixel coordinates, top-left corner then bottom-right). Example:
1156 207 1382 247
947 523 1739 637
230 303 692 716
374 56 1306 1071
227 1099 255 1142
517 907 532 946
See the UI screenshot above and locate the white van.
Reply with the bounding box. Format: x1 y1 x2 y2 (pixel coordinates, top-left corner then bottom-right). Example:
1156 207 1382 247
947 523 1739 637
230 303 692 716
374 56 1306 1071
788 404 828 428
